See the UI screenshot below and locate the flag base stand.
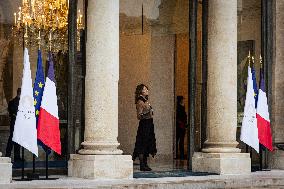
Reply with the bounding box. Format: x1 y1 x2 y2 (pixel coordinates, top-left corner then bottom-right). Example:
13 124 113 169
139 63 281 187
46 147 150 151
14 149 59 181
13 177 58 181
13 178 32 181
27 172 40 180
38 177 58 180
260 169 271 171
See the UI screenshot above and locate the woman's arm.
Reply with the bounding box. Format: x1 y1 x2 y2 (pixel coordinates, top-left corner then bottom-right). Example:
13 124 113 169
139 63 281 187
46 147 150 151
136 100 145 120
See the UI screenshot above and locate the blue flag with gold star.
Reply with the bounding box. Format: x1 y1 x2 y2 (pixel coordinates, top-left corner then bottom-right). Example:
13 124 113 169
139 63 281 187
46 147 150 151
33 50 45 122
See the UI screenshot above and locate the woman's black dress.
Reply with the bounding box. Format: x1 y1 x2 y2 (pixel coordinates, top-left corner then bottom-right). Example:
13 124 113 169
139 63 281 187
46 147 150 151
132 97 157 160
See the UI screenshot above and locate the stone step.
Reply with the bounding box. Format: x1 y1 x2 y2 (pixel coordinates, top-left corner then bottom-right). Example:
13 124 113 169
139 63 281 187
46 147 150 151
0 170 284 189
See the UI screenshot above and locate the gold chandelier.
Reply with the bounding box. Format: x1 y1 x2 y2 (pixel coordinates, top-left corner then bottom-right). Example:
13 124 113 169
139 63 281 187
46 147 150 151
13 0 83 52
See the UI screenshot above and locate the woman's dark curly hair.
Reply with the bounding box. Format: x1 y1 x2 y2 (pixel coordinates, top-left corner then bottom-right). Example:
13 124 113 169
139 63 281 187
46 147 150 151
135 84 149 104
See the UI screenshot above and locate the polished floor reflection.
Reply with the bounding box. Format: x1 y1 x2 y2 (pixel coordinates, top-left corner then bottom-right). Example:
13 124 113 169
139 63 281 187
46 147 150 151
133 159 218 178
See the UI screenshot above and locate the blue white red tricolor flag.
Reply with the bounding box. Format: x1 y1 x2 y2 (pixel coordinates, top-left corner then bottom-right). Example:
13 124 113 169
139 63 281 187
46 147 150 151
37 53 61 155
256 67 273 151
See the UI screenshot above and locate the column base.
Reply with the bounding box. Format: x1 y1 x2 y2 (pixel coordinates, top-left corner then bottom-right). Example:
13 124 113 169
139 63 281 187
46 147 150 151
268 149 284 169
79 142 123 155
68 154 133 179
192 152 251 175
0 157 12 183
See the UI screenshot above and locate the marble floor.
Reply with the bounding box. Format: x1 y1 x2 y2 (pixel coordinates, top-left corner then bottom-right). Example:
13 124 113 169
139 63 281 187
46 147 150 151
4 160 283 189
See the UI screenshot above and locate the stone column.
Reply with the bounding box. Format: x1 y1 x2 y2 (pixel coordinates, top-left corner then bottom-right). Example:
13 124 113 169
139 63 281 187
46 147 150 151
269 0 284 170
68 0 133 179
192 0 251 174
0 152 12 183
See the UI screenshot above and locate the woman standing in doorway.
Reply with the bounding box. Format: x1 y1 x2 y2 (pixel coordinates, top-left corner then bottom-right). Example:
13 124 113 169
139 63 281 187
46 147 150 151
133 84 157 171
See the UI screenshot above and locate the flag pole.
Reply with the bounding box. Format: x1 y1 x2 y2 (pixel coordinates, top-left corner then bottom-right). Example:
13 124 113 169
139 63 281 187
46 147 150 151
20 23 29 181
28 30 42 180
35 31 41 179
44 32 52 180
259 55 263 171
251 54 255 164
16 22 29 182
46 150 48 179
248 51 251 67
260 144 263 170
259 54 270 171
36 33 59 181
32 155 36 174
264 148 269 170
16 23 39 181
245 51 251 156
33 30 42 179
21 147 25 180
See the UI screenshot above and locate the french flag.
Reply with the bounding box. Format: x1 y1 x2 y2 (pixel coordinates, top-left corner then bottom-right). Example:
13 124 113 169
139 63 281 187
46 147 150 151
37 53 61 155
256 67 273 151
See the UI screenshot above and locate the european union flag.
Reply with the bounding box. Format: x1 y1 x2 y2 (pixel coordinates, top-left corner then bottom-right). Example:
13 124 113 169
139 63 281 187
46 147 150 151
251 65 258 108
33 50 50 153
33 50 45 122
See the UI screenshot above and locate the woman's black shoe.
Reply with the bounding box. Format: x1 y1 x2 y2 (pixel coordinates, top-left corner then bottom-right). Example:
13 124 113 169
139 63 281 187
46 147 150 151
143 155 152 171
144 165 152 171
140 166 152 171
